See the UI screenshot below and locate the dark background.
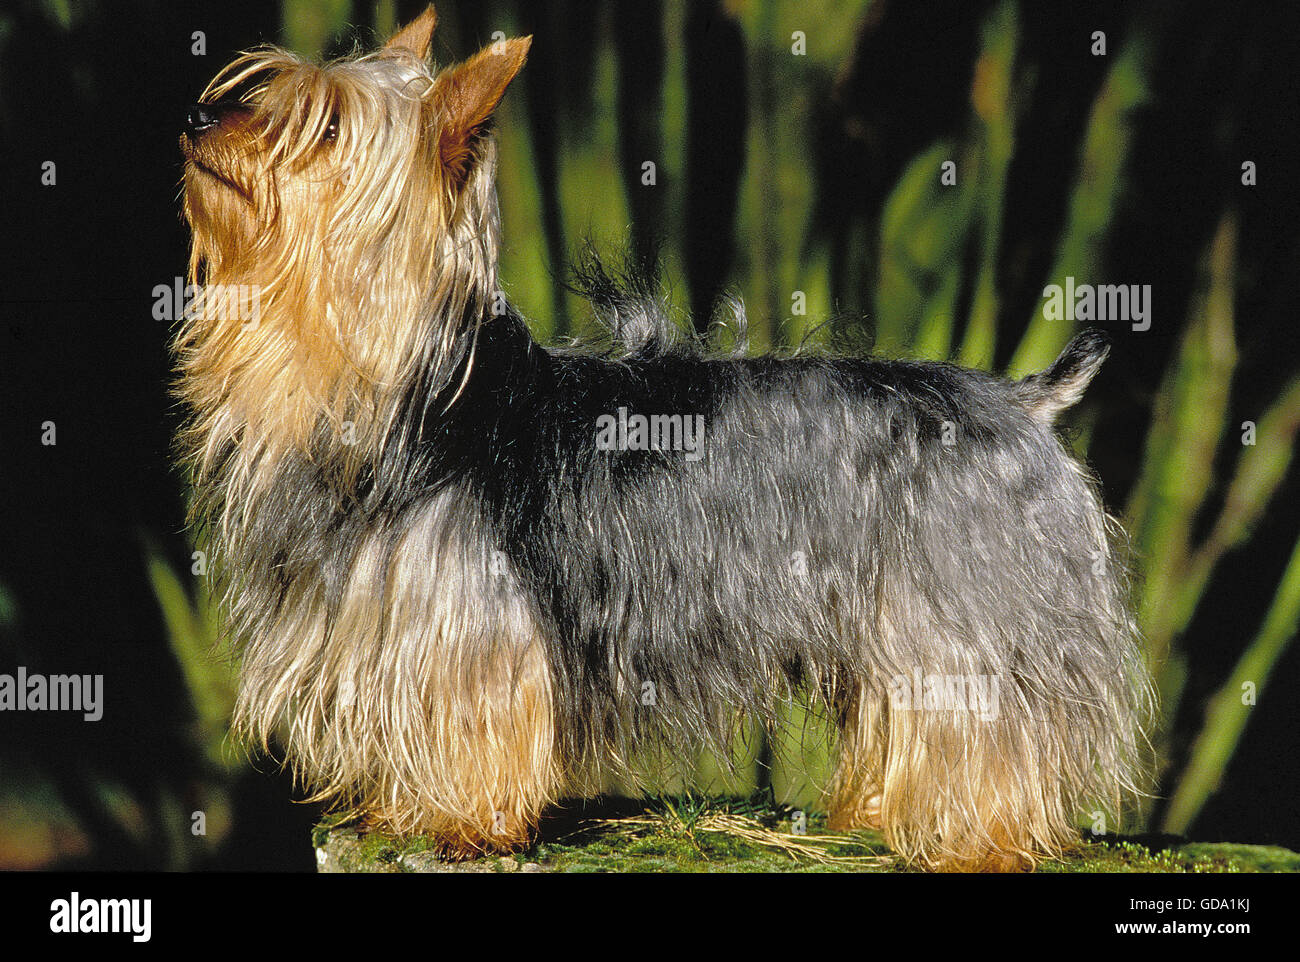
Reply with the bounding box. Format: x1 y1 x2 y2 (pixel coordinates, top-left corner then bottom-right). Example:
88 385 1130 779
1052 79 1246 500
0 0 1298 870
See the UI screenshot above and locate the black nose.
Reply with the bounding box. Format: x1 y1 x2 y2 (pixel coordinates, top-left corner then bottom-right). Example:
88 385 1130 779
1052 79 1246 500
185 104 221 135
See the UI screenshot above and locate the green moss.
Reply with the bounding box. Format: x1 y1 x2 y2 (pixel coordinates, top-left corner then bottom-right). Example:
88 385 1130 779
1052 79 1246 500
1036 839 1281 874
315 795 1297 874
310 810 355 849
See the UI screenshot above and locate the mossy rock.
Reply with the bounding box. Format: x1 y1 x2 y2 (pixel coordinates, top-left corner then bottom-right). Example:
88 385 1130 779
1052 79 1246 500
312 797 1300 874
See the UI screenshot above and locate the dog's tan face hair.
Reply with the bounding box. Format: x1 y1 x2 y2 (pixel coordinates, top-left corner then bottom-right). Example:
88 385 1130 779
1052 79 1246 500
177 7 529 483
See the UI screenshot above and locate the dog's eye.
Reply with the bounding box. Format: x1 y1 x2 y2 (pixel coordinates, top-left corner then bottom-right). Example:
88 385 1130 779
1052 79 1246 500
323 115 339 143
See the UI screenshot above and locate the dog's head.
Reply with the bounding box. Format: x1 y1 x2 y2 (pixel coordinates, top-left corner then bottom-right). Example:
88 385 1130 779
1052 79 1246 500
181 6 528 267
176 6 529 459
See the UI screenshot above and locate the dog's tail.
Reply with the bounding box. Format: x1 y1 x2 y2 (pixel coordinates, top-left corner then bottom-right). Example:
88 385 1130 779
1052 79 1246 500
1011 329 1111 423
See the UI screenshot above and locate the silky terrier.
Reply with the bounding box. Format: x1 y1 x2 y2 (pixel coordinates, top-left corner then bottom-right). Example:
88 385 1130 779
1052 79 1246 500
176 6 1153 871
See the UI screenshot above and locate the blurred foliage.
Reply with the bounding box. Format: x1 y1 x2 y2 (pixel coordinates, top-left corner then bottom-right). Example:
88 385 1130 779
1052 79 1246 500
144 539 233 772
1008 9 1155 376
1 0 1297 867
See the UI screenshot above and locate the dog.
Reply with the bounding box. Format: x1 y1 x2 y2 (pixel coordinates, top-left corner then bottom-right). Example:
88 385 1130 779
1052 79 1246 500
176 5 1152 870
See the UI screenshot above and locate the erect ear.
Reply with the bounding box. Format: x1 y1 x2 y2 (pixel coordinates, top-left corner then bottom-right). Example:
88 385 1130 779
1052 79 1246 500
383 4 438 60
431 36 531 185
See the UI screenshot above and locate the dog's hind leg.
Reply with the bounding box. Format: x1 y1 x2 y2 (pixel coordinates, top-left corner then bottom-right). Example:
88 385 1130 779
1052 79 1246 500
826 685 886 832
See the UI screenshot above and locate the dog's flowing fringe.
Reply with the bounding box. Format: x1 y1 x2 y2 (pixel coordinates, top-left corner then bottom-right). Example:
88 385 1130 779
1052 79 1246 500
177 10 1154 868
